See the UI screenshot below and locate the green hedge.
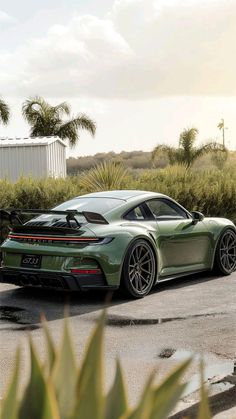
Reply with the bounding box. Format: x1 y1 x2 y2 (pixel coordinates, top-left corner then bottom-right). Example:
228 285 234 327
134 165 236 221
0 165 235 245
0 177 79 210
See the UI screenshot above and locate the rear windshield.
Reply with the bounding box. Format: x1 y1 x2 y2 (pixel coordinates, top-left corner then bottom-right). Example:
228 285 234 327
54 197 124 214
26 197 124 227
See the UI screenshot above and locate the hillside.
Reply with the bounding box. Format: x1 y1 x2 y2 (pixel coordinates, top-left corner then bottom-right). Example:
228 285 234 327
67 149 236 174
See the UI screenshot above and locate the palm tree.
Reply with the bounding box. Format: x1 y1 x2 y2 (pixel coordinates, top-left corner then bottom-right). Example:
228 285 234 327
152 128 226 169
0 97 10 126
22 96 96 146
217 118 227 147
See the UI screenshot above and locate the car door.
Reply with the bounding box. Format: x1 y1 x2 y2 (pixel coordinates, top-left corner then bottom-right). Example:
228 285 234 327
145 198 213 277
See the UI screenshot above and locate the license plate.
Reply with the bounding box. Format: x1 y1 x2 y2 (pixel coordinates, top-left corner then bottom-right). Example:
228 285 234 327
21 254 42 269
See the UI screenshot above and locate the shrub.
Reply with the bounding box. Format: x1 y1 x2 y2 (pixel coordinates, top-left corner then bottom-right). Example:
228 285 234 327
0 313 212 419
134 165 236 221
0 176 78 210
79 161 131 192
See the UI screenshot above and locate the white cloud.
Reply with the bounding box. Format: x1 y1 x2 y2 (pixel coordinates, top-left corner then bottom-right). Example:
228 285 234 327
0 0 236 99
0 10 16 24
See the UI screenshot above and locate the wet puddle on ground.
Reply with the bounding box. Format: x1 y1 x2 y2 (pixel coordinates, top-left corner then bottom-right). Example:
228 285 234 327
105 313 236 398
0 305 40 331
157 348 236 397
185 360 236 397
105 312 228 327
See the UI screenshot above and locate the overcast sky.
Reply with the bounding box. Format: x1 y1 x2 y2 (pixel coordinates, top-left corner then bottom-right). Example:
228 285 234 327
0 0 235 156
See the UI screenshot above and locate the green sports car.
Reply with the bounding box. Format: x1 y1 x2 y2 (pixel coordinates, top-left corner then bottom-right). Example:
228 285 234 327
0 190 235 298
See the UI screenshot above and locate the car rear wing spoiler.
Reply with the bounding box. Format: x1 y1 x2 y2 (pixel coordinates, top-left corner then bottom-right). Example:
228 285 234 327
0 209 109 227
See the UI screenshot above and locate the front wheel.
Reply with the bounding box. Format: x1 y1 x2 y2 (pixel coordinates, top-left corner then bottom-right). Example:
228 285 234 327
214 229 236 275
121 239 156 298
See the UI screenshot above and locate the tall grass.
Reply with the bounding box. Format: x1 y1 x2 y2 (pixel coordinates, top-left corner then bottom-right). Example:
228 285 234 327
134 165 236 221
0 177 78 209
0 163 235 224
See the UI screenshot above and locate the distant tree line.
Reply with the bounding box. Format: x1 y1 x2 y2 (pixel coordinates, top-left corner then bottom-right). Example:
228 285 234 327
67 150 157 174
67 130 230 174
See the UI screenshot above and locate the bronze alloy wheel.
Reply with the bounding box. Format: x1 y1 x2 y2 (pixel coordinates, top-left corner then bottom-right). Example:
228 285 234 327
215 229 236 274
122 240 156 298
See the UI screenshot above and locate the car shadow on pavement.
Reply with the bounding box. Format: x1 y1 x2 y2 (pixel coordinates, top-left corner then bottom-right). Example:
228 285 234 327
170 386 236 419
152 271 222 294
0 286 122 328
0 272 225 329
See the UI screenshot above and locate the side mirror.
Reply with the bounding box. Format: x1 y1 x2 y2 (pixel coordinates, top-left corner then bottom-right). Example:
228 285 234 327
191 211 204 224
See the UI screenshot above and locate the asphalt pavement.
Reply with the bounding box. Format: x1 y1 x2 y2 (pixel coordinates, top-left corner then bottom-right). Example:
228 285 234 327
0 271 235 418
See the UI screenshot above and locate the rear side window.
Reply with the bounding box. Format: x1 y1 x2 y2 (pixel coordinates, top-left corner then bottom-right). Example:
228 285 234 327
146 199 188 220
124 205 145 220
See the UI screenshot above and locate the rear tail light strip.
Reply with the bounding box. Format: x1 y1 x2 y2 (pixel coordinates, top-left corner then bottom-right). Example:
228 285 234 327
8 234 113 245
8 234 99 243
71 268 102 275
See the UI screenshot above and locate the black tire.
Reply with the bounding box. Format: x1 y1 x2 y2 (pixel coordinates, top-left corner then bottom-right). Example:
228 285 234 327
214 229 236 275
121 239 156 298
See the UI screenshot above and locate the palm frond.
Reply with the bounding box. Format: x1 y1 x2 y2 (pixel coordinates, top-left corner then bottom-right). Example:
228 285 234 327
193 142 227 160
52 102 71 118
57 115 96 146
73 114 96 136
151 128 226 169
22 96 49 125
179 128 198 150
23 97 96 145
178 128 199 168
0 98 10 125
217 119 224 130
56 119 78 145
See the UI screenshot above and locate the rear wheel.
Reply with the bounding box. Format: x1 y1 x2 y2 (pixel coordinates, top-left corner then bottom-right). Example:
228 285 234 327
121 239 156 298
214 229 236 275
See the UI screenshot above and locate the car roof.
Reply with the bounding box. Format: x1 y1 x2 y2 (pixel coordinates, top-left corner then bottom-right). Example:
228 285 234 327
77 190 165 201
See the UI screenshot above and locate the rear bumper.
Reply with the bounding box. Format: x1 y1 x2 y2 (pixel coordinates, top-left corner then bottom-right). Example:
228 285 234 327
0 268 119 291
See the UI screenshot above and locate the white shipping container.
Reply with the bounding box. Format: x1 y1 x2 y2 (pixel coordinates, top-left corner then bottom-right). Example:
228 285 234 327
0 137 67 181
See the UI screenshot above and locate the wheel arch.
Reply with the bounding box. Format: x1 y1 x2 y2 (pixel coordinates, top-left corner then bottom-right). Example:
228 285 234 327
119 234 159 285
211 225 236 270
